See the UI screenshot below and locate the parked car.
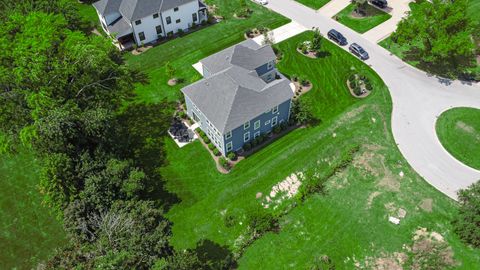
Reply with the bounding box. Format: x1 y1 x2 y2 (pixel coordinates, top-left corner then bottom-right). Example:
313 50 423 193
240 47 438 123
327 29 347 46
370 0 388 8
254 0 268 5
349 43 369 60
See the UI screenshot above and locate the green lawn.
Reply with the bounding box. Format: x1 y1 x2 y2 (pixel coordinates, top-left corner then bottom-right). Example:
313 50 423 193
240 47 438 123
334 4 392 33
436 107 480 170
124 0 290 103
0 151 67 269
295 0 331 9
160 32 480 268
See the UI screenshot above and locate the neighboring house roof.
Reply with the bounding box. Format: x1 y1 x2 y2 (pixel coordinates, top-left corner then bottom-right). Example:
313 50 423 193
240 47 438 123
182 40 293 134
107 17 133 37
93 0 197 21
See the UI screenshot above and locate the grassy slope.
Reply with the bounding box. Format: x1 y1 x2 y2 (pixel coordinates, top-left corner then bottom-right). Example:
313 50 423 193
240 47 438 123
335 4 392 34
124 0 290 103
0 151 67 269
436 107 480 170
296 0 331 10
161 32 480 268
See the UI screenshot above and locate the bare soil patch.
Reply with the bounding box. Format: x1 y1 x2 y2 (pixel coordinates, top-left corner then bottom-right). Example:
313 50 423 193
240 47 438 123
367 191 381 208
456 121 475 133
419 198 433 212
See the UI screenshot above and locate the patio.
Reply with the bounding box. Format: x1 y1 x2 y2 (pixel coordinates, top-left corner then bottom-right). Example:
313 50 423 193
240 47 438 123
168 117 199 148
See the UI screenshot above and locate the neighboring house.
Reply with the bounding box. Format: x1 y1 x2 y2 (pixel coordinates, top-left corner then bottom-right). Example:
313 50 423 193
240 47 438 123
181 40 295 156
92 0 207 50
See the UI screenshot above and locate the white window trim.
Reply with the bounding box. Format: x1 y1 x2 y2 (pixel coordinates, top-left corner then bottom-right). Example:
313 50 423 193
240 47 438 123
267 61 274 69
244 132 250 142
271 116 278 127
226 142 233 152
272 105 279 114
254 120 260 130
244 121 250 130
225 131 232 139
254 131 260 139
265 120 271 125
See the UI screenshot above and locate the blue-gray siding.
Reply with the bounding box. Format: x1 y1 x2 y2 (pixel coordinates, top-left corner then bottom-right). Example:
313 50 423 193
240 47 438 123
222 99 291 154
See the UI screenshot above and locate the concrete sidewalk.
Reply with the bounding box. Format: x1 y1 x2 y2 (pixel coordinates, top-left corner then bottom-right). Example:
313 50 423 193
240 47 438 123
317 0 351 17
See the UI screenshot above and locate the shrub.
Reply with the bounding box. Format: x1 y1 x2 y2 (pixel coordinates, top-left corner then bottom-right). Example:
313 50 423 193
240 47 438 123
204 138 210 144
224 214 236 228
178 111 186 119
243 142 251 151
198 130 206 137
273 125 282 134
364 79 373 91
208 143 215 150
291 74 299 82
191 22 197 28
177 29 184 36
247 208 279 235
280 122 288 131
227 152 236 161
453 181 480 248
219 157 229 170
213 148 220 156
300 78 309 86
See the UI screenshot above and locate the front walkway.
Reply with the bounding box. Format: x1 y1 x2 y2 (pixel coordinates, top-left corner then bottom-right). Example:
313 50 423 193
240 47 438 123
317 0 351 17
252 21 308 45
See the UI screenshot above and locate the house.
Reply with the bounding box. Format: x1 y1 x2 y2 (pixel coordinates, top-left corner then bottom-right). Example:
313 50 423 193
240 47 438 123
181 40 294 156
92 0 208 50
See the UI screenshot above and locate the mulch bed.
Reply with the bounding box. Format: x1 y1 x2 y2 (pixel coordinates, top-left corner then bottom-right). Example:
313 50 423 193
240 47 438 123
296 48 318 59
293 81 313 99
347 79 371 98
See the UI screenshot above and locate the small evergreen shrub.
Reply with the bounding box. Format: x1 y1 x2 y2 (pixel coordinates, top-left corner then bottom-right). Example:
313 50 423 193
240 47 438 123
227 152 236 161
219 157 229 170
208 143 215 150
213 148 220 156
243 142 251 151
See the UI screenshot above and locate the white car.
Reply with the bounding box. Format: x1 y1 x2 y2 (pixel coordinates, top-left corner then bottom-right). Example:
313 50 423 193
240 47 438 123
254 0 268 5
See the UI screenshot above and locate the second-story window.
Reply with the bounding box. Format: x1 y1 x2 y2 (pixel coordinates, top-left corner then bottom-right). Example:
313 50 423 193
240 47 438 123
244 121 250 130
174 7 179 12
254 120 260 130
272 105 279 114
153 13 159 19
225 131 232 139
135 19 142 25
166 16 172 24
176 19 181 24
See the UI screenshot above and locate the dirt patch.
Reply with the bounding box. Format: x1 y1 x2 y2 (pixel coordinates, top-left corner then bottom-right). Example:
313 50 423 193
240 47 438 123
419 198 433 212
377 159 401 192
261 173 303 209
410 228 456 269
367 191 382 208
456 121 475 133
355 252 407 270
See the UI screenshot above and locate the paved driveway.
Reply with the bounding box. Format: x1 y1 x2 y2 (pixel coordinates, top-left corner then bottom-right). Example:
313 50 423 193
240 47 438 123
264 0 480 200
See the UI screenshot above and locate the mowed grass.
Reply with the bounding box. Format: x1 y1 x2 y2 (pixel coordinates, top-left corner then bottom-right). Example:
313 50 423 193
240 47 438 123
334 4 392 33
0 151 67 269
161 32 480 268
124 0 290 103
295 0 331 9
436 107 480 170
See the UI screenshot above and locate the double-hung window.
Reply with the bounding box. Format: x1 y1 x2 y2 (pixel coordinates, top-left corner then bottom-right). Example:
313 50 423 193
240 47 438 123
153 13 159 19
135 20 142 25
138 32 145 41
192 13 198 22
166 16 172 24
244 121 250 130
156 25 163 34
254 120 261 130
272 105 279 114
244 132 250 142
226 142 233 152
271 116 278 127
174 7 179 12
254 131 260 139
225 131 232 140
176 19 181 24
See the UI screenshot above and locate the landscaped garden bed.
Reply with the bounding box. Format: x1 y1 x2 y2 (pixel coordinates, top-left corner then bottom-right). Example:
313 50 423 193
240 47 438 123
347 73 373 98
244 26 269 39
333 3 391 33
291 75 313 99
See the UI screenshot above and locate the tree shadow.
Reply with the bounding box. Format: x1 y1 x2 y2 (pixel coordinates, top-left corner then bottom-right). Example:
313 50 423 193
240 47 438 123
316 51 331 58
194 239 237 270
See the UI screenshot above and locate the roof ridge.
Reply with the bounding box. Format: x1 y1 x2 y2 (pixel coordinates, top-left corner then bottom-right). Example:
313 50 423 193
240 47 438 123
220 85 242 133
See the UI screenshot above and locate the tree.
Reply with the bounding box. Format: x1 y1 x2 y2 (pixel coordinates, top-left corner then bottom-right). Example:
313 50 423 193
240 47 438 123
392 0 476 77
291 99 318 126
311 27 323 53
165 61 176 81
262 31 275 46
453 180 480 248
352 0 368 15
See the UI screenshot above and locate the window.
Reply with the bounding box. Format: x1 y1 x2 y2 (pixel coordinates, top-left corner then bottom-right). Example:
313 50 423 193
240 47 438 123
271 116 278 127
153 13 159 19
265 120 271 125
135 20 142 25
244 121 250 130
267 61 274 69
174 7 179 12
265 108 271 114
244 132 250 142
272 105 279 114
254 120 260 130
156 25 163 34
254 131 260 139
225 131 232 139
226 142 233 152
176 19 181 24
138 32 145 41
166 16 172 24
192 13 198 22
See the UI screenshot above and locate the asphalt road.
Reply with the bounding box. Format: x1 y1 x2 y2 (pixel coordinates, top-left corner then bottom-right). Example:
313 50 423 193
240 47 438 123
265 0 480 200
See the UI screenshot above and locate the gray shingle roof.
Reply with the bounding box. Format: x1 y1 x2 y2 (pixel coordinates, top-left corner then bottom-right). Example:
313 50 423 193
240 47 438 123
106 17 133 37
182 41 293 133
201 39 276 76
94 0 197 21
